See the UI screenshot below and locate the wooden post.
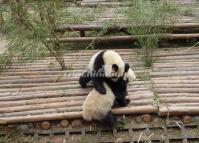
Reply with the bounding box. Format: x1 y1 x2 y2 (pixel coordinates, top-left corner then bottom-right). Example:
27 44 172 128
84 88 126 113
80 31 85 37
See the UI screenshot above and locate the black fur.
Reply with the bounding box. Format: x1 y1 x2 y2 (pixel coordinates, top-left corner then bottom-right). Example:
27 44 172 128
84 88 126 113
79 72 92 88
79 63 131 107
79 51 107 94
104 63 130 107
101 111 117 128
92 51 106 94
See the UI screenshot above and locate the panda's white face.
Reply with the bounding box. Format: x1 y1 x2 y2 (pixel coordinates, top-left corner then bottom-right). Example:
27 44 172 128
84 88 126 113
123 67 136 83
103 50 125 78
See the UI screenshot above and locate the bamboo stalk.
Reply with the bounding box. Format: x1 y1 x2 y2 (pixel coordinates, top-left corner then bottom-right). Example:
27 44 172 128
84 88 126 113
160 97 199 103
0 106 82 118
0 96 86 108
0 86 148 94
156 59 199 63
57 34 199 43
158 93 199 97
155 88 199 93
55 23 199 32
159 106 199 116
129 99 154 105
151 71 199 77
157 55 199 60
0 90 89 100
152 76 199 80
0 101 83 113
0 112 82 124
153 80 199 84
153 84 199 88
0 105 157 124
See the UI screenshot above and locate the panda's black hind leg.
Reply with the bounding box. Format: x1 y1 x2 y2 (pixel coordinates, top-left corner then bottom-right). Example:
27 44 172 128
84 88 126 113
79 71 91 88
102 111 117 128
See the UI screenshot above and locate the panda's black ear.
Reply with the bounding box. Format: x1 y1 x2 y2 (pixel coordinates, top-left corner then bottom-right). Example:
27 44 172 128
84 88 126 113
124 63 130 73
112 64 119 72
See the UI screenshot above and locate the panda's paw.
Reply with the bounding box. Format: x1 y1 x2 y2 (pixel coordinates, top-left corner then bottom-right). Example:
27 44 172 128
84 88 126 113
81 84 87 88
125 99 130 105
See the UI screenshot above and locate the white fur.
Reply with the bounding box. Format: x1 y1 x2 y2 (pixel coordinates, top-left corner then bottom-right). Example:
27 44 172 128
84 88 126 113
88 50 125 78
82 82 115 121
124 67 136 82
103 50 125 77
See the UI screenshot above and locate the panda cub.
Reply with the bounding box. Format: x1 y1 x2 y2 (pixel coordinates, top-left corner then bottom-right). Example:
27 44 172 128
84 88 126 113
79 50 126 94
82 65 135 127
82 82 116 127
79 50 136 107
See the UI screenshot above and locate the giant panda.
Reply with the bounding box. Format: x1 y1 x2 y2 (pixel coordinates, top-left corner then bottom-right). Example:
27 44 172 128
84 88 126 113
82 82 116 127
79 50 136 107
82 65 135 127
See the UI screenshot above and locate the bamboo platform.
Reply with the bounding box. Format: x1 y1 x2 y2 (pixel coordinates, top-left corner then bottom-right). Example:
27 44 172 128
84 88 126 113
0 49 155 124
0 47 199 124
151 47 199 116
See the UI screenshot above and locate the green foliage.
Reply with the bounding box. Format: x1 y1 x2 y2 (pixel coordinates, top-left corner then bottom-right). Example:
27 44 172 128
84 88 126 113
126 0 177 67
0 0 67 70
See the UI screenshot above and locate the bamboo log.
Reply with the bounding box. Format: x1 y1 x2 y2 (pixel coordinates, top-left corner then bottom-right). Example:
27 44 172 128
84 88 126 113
57 34 199 43
155 88 199 93
157 55 199 60
112 105 157 115
153 84 199 88
152 80 199 84
0 90 89 101
129 99 154 105
151 71 199 77
0 84 147 93
0 96 86 108
156 59 199 63
159 106 199 116
0 81 79 88
0 84 82 93
0 105 157 124
55 23 199 32
153 49 199 57
0 106 82 118
160 97 199 103
0 101 83 113
153 62 199 68
153 67 199 72
152 75 199 81
158 93 199 97
0 112 83 124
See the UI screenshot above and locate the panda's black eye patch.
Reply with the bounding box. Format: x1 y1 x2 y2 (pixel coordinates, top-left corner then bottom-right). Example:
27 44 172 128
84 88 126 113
112 64 119 72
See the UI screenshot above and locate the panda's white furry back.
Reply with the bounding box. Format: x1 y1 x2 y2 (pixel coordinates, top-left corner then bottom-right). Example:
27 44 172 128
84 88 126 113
82 82 115 121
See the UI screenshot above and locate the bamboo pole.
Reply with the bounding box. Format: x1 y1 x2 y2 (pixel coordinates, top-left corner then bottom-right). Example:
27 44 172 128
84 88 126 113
160 97 199 103
0 106 82 118
159 106 199 116
55 23 199 32
152 76 199 81
154 88 199 93
57 34 199 43
0 96 86 108
158 93 199 97
153 84 199 88
152 80 199 84
0 90 89 101
0 101 83 113
0 105 157 124
151 71 199 77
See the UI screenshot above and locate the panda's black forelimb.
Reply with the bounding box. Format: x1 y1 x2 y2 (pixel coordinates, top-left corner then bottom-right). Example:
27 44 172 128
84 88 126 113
102 111 117 128
114 98 130 107
79 71 92 88
92 76 106 94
